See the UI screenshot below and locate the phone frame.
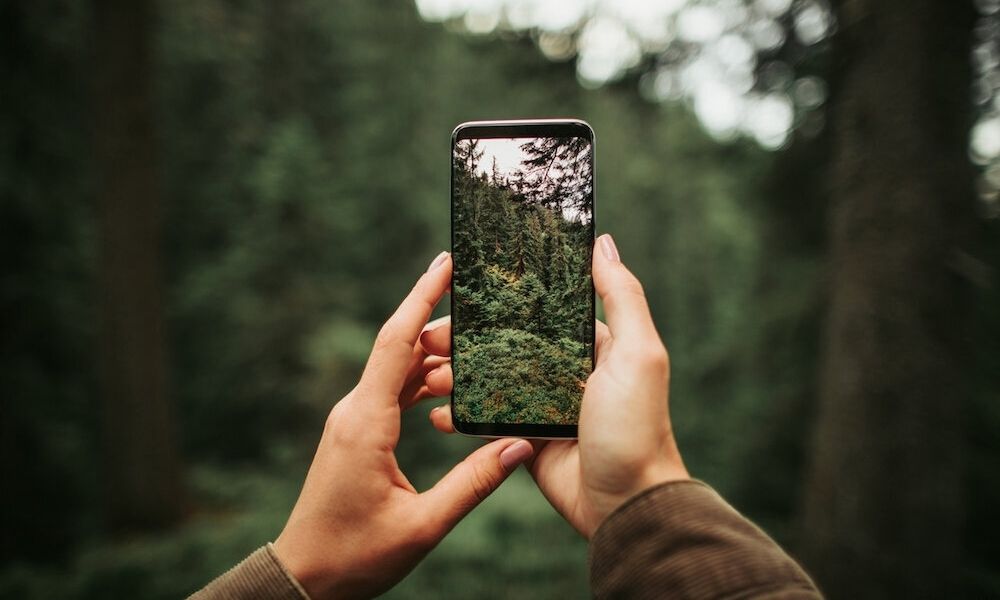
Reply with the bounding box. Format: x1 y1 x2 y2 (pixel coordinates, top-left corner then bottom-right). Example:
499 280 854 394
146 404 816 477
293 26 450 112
449 119 596 439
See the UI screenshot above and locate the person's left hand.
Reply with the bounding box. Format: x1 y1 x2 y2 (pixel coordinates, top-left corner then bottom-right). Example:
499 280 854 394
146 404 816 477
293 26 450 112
273 251 534 600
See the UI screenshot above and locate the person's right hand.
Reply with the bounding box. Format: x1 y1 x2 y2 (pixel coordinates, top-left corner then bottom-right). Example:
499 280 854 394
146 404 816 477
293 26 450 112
422 233 689 538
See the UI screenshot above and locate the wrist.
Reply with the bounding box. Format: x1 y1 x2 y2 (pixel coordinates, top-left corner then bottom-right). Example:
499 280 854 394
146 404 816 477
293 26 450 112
585 458 689 537
273 534 335 599
642 457 689 490
265 542 314 599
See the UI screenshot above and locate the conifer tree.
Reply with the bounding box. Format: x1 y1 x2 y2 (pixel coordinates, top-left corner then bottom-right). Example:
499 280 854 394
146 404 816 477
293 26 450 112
452 137 593 424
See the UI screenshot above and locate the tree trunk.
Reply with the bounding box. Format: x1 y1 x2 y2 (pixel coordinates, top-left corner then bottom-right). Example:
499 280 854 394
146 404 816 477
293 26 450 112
799 1 977 597
92 0 183 531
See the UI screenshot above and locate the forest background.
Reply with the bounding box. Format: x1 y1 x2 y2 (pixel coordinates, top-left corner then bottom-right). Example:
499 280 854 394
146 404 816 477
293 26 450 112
452 137 593 426
2 0 999 598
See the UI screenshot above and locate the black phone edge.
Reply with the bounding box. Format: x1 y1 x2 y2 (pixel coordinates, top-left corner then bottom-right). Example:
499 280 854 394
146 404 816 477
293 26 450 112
449 118 596 440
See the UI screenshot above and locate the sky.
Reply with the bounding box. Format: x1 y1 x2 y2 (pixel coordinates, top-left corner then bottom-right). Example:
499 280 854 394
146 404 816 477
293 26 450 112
466 136 593 224
472 137 534 179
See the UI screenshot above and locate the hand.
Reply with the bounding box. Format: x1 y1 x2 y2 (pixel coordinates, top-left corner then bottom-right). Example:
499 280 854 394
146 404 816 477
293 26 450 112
425 234 688 537
273 252 534 599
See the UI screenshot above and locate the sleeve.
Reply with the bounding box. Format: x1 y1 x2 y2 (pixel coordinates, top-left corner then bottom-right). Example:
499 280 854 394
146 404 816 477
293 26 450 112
588 480 821 599
189 543 311 600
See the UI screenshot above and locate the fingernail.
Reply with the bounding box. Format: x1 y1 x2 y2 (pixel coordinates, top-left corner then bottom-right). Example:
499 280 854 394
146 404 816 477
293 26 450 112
431 405 441 414
427 251 450 272
419 327 441 348
600 234 620 262
500 440 533 470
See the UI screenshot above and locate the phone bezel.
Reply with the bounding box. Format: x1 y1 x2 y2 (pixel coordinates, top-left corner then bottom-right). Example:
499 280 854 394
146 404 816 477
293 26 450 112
449 119 595 439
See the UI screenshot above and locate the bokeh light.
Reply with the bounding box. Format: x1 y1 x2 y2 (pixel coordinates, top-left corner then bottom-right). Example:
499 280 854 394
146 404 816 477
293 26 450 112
973 0 1000 215
415 0 835 150
416 0 999 205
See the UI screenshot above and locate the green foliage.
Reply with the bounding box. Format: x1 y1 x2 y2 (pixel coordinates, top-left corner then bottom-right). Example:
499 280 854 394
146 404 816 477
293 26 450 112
387 470 588 599
0 0 788 592
0 459 301 600
454 330 590 424
4 0 998 597
452 147 592 425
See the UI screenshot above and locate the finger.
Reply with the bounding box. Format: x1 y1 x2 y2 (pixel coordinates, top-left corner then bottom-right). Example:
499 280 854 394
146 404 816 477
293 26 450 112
522 440 585 533
521 439 549 472
420 438 533 533
399 356 450 410
595 319 611 361
419 316 451 357
425 362 452 397
407 386 434 405
396 343 432 406
429 403 455 433
592 234 659 345
359 252 452 399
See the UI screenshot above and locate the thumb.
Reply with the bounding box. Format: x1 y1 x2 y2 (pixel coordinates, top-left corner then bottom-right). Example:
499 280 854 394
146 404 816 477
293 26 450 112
421 438 533 532
592 233 659 345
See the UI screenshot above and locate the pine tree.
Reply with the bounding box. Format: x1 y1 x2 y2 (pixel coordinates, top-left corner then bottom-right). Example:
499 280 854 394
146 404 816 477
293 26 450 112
511 137 592 216
452 138 593 425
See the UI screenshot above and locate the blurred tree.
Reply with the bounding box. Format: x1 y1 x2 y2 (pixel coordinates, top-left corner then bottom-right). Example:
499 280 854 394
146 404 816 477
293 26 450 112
92 0 183 531
434 0 994 594
0 0 95 563
4 0 996 597
799 1 978 597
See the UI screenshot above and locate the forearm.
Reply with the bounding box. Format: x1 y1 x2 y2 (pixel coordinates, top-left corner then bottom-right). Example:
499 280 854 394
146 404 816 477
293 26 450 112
589 480 821 599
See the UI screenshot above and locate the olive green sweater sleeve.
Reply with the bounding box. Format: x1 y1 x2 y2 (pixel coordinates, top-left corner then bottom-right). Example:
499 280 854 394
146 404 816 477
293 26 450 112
189 543 309 600
589 480 821 599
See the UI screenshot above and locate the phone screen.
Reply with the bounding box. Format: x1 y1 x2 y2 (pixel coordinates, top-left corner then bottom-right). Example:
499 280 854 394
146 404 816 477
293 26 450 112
451 122 594 437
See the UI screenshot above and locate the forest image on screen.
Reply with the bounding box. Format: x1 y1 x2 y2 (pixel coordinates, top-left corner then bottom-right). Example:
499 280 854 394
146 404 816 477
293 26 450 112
452 136 593 425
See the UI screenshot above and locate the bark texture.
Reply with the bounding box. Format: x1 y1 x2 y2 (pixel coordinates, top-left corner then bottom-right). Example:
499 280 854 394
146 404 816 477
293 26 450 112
799 1 977 597
93 0 183 531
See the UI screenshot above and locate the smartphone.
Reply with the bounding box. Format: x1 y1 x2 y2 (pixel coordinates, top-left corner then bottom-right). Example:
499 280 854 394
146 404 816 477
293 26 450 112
450 119 595 438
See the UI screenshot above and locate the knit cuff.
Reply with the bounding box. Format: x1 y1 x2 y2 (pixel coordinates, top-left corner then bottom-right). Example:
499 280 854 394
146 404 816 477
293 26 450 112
189 544 310 600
